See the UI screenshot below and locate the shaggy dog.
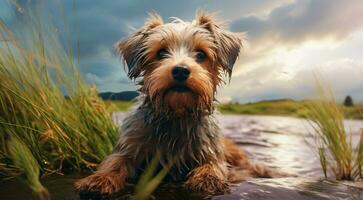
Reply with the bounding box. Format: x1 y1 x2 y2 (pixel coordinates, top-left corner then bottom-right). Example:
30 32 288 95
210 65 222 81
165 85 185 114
75 12 284 198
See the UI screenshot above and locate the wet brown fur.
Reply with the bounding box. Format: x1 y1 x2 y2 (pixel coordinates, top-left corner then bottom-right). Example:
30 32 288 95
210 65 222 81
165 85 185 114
75 12 287 197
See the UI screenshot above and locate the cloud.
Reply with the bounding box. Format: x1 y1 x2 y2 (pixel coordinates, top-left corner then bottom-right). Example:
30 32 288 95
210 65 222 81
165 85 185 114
222 0 363 102
85 73 103 85
222 56 363 103
231 0 363 45
4 0 363 102
58 0 291 93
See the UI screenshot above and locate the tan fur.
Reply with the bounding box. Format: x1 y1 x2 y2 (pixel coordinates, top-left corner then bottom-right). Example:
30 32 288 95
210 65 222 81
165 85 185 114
223 138 289 182
143 57 214 114
224 138 250 168
75 12 287 198
184 163 229 194
74 154 127 194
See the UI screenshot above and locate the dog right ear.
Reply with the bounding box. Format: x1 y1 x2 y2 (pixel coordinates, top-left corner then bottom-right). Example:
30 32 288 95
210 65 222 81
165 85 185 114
115 13 163 79
195 12 242 77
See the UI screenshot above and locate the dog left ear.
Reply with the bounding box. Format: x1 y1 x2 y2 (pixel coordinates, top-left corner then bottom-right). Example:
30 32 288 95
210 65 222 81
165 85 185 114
196 12 242 76
115 13 164 79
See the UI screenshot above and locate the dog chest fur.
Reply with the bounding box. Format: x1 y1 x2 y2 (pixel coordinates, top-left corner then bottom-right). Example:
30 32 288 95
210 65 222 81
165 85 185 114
114 96 224 180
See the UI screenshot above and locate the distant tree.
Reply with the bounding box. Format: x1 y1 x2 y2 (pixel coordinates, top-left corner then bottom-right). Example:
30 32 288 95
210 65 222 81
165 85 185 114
343 95 354 106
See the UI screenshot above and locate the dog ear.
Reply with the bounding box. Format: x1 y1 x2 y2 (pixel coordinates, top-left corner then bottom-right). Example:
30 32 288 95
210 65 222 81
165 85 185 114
115 13 163 79
195 12 242 77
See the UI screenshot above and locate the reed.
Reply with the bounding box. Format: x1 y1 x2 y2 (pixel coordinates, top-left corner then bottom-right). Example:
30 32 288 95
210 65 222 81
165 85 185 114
0 2 118 198
0 2 169 199
305 77 362 180
131 157 171 200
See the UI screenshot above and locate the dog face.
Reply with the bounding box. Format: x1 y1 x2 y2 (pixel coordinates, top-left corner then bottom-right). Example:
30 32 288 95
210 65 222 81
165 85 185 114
116 13 241 115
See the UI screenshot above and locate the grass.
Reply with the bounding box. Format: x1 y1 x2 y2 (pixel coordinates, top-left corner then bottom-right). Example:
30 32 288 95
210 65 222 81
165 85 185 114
0 2 169 199
219 99 306 116
220 99 363 119
304 78 363 180
7 136 50 199
105 100 135 112
1 1 362 199
110 99 363 120
131 157 171 200
0 2 119 199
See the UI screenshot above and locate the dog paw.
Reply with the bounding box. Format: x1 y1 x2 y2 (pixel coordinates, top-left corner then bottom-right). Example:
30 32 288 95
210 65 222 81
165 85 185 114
74 173 124 198
184 174 229 194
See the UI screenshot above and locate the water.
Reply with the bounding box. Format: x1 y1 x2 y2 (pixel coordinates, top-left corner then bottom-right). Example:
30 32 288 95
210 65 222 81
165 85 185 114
1 114 363 200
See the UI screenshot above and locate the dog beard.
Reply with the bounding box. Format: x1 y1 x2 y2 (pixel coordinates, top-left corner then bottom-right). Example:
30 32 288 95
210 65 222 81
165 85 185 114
143 87 214 118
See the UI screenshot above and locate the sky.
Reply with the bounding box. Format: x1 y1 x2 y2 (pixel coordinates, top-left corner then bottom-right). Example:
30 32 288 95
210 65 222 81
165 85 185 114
1 0 363 103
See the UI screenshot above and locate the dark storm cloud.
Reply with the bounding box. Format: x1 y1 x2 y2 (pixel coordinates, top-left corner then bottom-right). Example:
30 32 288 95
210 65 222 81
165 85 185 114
62 0 289 58
57 0 205 92
231 0 363 45
4 0 292 93
66 0 204 58
4 0 363 102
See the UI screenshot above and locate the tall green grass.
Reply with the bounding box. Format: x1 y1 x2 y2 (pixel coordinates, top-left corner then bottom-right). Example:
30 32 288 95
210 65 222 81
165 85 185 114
0 2 118 198
131 157 171 200
0 2 169 199
305 78 363 180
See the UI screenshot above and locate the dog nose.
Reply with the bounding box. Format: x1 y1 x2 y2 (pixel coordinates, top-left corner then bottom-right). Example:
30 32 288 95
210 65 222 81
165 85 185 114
171 66 190 82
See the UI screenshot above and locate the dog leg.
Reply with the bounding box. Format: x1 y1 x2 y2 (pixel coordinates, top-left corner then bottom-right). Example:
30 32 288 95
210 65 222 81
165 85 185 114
223 138 250 168
184 163 229 194
74 154 128 196
223 138 290 182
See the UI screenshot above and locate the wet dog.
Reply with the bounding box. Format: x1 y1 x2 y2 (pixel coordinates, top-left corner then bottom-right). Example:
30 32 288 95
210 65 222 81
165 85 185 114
75 12 285 198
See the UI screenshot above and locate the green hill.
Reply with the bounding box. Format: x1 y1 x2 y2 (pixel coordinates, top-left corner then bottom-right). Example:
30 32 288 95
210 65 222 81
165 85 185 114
108 99 363 119
220 99 363 119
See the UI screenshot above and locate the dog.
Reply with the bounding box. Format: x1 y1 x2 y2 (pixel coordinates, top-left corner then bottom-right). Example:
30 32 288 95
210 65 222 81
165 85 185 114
75 12 285 198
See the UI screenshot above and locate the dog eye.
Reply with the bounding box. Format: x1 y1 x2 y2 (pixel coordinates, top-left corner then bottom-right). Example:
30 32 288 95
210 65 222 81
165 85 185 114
195 50 207 62
156 48 168 60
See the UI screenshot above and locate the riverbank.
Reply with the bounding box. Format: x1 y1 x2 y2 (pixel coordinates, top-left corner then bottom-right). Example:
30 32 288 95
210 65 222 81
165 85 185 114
2 114 363 200
106 99 363 119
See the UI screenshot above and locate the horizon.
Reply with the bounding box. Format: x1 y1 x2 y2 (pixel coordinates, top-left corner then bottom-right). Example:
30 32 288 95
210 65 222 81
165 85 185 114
1 0 362 103
98 91 363 105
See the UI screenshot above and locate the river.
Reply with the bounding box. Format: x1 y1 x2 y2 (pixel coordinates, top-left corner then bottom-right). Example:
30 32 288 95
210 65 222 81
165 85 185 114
1 113 362 200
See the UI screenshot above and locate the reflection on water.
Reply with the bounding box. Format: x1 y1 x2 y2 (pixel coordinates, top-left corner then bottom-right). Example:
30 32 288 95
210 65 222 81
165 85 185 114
218 114 363 177
1 114 362 200
218 178 363 200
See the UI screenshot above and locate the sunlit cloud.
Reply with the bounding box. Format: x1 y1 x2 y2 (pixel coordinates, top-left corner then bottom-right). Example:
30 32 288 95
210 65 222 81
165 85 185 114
2 0 363 102
225 0 363 102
